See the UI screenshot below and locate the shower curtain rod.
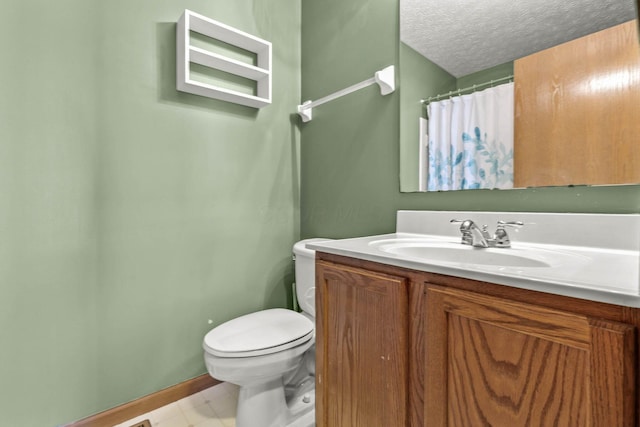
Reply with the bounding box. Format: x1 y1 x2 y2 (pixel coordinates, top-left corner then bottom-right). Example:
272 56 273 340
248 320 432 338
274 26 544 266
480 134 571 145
421 74 514 105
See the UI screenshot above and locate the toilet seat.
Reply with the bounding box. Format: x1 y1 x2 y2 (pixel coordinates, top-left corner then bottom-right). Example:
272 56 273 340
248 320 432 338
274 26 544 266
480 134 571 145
204 308 314 358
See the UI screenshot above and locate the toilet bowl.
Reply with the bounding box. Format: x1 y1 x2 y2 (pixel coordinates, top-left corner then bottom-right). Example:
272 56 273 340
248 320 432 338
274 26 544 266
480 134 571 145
203 238 330 427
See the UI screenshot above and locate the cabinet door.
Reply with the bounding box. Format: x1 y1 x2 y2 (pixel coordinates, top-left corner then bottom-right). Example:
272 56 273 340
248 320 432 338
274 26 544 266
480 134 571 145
316 260 409 427
425 285 636 427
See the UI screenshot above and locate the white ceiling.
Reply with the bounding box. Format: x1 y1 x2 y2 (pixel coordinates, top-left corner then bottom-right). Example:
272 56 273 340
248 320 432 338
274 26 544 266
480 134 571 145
400 0 638 77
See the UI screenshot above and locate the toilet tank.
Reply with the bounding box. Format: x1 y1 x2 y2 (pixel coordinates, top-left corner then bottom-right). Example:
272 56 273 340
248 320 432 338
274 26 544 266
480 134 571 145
293 238 332 318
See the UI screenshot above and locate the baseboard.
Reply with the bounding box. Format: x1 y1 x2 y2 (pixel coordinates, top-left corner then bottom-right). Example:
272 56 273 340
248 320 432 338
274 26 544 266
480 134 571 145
66 374 220 427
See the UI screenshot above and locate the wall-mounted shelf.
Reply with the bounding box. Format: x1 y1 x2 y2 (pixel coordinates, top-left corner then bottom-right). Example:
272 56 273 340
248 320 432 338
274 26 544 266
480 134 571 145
177 10 272 108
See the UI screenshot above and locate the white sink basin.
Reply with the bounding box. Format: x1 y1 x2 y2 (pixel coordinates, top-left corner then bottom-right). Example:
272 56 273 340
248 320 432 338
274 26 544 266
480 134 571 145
379 242 551 267
369 237 588 270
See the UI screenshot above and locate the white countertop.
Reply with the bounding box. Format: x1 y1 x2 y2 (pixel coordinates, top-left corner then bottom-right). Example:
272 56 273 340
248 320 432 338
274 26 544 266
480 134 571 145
307 211 640 308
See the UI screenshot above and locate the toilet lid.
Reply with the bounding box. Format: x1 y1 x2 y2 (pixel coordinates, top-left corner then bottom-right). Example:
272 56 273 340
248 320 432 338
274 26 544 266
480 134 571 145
204 308 314 358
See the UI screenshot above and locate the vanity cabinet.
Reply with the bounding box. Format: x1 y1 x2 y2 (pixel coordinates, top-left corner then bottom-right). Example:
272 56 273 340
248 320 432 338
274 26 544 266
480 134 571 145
315 259 410 426
315 252 639 427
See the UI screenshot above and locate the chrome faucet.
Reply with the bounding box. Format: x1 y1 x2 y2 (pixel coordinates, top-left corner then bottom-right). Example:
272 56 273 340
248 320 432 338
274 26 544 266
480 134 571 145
450 219 523 248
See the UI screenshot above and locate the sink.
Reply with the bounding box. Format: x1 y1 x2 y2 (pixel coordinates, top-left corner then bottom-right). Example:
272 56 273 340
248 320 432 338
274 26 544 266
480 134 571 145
370 238 584 269
380 243 549 267
306 210 640 305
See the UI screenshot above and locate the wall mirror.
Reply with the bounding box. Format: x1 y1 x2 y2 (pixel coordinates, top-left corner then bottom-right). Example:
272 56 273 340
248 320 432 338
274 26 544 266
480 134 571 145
399 0 640 192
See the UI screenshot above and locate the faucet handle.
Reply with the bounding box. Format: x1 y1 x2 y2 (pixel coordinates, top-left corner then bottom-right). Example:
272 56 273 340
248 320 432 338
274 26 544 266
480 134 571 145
450 218 479 232
450 218 473 230
497 220 524 228
494 221 523 247
450 219 474 245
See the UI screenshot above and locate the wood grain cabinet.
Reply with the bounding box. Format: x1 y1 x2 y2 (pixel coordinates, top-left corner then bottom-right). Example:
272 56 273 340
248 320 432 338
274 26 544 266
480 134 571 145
315 259 410 426
315 253 640 427
425 285 636 426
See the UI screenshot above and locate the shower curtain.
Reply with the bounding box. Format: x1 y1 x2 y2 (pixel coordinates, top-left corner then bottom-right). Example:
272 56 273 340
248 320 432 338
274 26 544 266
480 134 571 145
426 82 514 191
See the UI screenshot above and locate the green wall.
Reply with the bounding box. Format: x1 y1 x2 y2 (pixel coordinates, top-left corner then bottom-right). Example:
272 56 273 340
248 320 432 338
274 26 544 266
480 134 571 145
0 0 300 425
301 0 401 239
300 0 640 242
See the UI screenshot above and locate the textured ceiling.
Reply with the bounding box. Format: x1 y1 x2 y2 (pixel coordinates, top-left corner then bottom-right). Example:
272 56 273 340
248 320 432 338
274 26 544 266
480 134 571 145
401 0 638 77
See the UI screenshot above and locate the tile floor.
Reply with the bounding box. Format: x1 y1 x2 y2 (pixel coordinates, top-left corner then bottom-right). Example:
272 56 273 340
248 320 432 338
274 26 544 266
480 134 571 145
113 382 238 427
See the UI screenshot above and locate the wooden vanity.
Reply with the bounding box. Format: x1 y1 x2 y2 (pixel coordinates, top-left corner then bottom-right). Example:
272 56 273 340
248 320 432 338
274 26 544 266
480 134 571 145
315 251 639 426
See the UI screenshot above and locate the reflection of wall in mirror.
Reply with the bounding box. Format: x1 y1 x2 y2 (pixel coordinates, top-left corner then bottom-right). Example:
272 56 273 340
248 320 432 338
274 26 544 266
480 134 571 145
514 20 640 187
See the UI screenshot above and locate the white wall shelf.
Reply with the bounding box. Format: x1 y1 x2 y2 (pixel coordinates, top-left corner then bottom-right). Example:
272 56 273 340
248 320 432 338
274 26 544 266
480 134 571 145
177 10 272 108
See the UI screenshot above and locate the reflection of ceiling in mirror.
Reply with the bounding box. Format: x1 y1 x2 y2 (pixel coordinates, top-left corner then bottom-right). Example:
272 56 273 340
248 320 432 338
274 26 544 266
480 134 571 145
401 0 637 77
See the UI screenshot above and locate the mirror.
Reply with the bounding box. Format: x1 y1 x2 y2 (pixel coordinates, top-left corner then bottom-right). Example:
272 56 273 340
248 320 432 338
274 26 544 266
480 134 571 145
399 0 640 192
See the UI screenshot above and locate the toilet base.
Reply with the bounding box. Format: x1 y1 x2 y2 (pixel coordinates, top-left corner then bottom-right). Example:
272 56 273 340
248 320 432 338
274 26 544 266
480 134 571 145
285 376 315 426
288 410 315 427
235 375 315 427
236 377 287 427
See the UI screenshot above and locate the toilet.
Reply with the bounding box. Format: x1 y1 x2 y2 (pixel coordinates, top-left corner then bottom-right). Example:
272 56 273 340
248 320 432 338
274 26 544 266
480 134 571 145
203 238 330 427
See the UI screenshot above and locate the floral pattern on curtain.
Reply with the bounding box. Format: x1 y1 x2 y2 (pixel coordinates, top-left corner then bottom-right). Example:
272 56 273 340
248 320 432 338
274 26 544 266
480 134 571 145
426 82 514 191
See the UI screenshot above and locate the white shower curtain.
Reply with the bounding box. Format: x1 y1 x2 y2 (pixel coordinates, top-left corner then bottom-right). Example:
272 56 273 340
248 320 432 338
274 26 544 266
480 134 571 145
426 82 514 191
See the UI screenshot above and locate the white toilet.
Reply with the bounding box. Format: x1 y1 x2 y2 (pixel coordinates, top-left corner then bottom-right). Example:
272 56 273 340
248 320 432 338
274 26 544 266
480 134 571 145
203 238 329 427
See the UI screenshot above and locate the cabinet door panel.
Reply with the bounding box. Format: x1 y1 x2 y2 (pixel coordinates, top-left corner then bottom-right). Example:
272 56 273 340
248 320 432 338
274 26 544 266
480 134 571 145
425 285 636 427
447 313 589 425
316 260 409 427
